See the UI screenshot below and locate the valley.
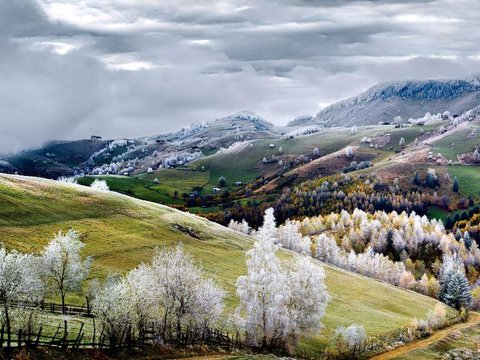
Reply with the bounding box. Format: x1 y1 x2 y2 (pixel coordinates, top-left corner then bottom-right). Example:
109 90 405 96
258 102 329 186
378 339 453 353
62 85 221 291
1 77 480 359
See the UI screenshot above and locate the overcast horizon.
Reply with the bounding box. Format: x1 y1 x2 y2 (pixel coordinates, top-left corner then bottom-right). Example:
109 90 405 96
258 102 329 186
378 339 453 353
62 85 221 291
2 0 480 153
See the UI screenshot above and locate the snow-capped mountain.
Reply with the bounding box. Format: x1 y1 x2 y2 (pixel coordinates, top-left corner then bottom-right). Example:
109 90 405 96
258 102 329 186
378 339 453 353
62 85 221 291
289 76 480 127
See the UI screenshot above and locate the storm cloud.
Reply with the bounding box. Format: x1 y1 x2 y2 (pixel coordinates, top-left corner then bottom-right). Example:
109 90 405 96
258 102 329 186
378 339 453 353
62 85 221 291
1 0 480 153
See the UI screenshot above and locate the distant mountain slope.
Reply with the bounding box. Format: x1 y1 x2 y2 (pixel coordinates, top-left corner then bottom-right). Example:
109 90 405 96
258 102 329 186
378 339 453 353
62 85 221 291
0 112 278 179
291 77 480 127
0 173 443 340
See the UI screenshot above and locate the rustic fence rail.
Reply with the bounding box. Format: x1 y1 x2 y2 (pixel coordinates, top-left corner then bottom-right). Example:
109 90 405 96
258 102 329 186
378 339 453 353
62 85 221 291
8 299 93 318
0 321 244 353
0 300 463 359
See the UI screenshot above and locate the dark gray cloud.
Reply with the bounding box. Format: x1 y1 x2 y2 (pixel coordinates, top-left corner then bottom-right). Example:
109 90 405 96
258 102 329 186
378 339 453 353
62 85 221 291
1 0 480 153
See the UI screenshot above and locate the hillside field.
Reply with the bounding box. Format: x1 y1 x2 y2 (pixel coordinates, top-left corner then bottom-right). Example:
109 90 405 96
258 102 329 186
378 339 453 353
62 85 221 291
0 174 445 347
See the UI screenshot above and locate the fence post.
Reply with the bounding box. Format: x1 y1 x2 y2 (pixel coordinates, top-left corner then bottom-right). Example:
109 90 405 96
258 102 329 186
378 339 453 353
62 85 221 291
35 326 42 347
74 323 84 349
62 320 68 349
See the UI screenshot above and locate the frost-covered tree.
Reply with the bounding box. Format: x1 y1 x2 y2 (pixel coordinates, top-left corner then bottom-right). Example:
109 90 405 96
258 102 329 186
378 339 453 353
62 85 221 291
345 146 354 158
286 257 329 344
237 209 328 350
90 179 109 191
276 220 311 254
258 207 277 239
191 278 225 330
150 244 224 334
315 234 340 264
335 324 366 353
399 137 406 149
41 230 92 314
236 214 289 349
124 265 156 333
57 176 77 184
473 148 480 162
0 247 43 347
351 126 358 135
93 276 134 350
228 219 251 235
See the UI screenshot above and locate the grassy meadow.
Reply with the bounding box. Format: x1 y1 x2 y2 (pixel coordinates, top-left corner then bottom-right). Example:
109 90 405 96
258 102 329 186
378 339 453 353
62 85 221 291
0 174 445 348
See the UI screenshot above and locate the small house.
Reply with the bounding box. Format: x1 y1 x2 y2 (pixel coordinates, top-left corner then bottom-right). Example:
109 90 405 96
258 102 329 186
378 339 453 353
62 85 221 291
234 181 243 186
156 139 166 145
212 187 221 194
269 144 275 148
91 135 102 140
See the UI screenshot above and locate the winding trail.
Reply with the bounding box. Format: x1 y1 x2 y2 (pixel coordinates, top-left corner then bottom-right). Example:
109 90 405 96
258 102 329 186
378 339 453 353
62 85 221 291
370 312 480 360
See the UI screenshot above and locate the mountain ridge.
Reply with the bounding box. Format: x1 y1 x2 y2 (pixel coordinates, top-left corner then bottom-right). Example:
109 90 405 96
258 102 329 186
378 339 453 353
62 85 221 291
307 76 480 127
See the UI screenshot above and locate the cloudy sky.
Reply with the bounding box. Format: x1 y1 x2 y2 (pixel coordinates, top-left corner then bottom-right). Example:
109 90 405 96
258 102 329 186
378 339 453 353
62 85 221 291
1 0 480 153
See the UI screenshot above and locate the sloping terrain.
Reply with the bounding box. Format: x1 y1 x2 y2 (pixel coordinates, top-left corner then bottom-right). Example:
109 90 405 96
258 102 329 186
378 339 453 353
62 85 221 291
371 313 480 360
0 112 278 179
295 77 480 127
0 174 444 344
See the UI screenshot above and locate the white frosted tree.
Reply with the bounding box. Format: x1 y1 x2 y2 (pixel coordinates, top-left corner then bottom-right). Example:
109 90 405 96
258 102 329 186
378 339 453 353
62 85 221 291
315 234 340 265
228 219 251 235
191 278 226 330
0 247 43 347
399 137 406 149
124 265 156 333
345 146 354 158
41 229 92 314
90 179 109 191
286 257 329 344
277 220 311 254
335 324 366 353
236 214 289 349
92 276 134 350
258 207 277 240
150 244 224 335
473 148 480 162
237 208 328 350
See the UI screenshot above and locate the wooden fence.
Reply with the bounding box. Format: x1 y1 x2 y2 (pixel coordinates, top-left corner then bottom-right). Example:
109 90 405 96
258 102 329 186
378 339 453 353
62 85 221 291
0 320 244 352
9 299 93 318
0 300 463 358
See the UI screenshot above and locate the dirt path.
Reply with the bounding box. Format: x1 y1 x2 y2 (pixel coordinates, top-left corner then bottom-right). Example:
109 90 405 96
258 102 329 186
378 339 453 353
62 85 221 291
421 121 469 145
370 312 480 360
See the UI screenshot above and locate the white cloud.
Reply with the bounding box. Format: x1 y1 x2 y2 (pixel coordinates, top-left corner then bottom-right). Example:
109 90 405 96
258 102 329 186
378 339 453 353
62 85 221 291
0 0 480 153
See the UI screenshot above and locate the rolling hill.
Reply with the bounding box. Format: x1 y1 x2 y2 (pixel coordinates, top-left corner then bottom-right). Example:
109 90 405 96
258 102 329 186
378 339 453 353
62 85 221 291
0 174 446 346
2 77 480 182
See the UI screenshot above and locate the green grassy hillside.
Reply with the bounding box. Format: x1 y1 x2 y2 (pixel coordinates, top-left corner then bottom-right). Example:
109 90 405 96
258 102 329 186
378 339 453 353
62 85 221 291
0 174 445 345
76 124 432 213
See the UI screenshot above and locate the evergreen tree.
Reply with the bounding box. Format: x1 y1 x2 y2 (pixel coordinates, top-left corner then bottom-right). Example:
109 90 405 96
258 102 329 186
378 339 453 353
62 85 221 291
453 177 460 193
455 229 463 241
442 271 472 310
218 176 226 187
464 231 473 250
445 216 453 229
469 197 475 207
413 172 421 186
